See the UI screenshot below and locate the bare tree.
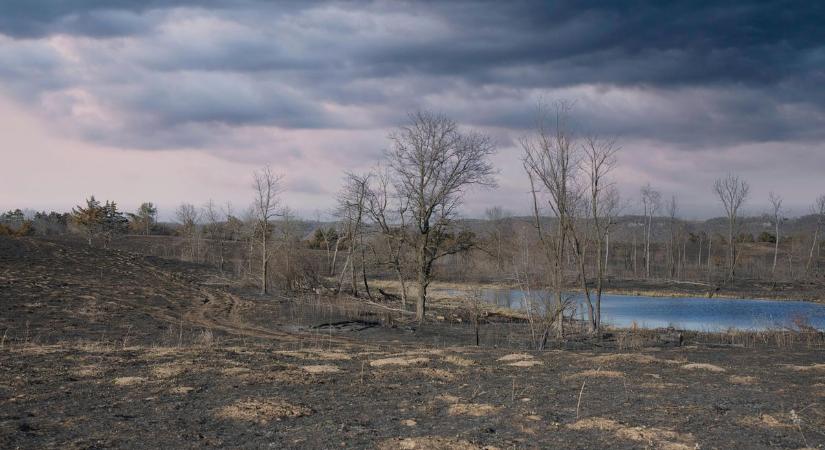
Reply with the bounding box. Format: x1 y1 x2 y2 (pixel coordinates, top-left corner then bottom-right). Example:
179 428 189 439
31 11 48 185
336 172 371 297
483 206 506 272
806 194 825 274
176 203 200 262
640 184 661 278
713 173 750 280
387 111 496 323
366 166 411 307
202 199 226 273
580 135 620 332
768 192 783 277
666 195 678 278
522 101 578 338
252 166 283 295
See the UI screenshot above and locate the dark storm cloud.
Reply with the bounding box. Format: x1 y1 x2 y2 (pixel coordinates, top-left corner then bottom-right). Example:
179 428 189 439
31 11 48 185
0 0 823 151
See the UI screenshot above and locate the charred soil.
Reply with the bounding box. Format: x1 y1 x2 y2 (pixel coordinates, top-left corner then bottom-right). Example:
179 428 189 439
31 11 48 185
1 237 824 449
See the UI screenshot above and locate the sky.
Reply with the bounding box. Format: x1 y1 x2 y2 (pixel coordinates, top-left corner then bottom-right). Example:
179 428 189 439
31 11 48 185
1 1 824 220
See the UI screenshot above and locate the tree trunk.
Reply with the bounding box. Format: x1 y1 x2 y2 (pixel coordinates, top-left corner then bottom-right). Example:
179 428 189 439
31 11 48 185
772 221 780 275
416 236 429 323
361 245 371 299
728 219 735 280
807 227 819 274
330 238 341 277
261 230 268 294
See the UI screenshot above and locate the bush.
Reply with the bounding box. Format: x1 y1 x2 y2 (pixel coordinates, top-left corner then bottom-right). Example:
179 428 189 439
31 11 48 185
758 231 776 243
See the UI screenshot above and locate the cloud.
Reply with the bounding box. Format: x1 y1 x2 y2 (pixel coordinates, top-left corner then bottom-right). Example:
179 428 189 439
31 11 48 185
1 1 824 216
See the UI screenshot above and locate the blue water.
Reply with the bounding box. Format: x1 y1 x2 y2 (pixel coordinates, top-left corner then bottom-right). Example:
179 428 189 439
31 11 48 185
441 288 825 331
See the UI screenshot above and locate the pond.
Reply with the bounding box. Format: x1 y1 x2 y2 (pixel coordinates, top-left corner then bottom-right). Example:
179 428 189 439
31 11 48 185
438 288 825 331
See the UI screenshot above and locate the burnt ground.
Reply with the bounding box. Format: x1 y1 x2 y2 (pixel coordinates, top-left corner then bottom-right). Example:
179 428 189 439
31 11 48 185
1 236 824 449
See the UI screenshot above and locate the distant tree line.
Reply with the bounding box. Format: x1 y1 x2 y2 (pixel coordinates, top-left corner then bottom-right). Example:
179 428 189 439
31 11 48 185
3 105 825 340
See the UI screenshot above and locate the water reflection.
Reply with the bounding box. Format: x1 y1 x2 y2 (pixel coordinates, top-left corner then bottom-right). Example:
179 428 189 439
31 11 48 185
440 288 825 331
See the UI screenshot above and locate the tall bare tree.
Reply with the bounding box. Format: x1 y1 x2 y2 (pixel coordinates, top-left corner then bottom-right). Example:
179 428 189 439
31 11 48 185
580 135 620 332
666 195 679 278
175 203 200 261
713 173 750 280
768 192 783 277
202 199 227 273
522 101 578 338
336 172 371 296
387 111 496 323
806 194 825 274
484 206 510 272
640 183 661 278
252 166 283 295
366 166 411 306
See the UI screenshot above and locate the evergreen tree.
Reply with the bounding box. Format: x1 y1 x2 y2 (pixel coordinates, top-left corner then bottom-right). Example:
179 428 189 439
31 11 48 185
72 196 106 246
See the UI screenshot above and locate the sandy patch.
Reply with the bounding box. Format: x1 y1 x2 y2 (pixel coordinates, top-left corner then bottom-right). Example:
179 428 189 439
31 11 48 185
681 363 726 372
565 369 624 380
447 403 499 417
301 364 341 374
569 417 695 450
216 398 312 424
370 356 429 367
113 376 147 386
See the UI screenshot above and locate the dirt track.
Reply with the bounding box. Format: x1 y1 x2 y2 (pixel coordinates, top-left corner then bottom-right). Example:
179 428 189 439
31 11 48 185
1 237 824 449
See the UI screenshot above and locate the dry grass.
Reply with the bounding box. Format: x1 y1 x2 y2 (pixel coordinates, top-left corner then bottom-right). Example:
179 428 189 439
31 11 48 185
588 353 680 365
728 375 758 385
443 354 476 367
681 363 726 372
73 365 102 378
737 414 792 429
216 398 312 424
275 349 353 361
377 436 497 450
564 369 625 380
220 366 251 376
414 368 456 381
782 363 825 372
169 386 195 394
569 417 695 450
434 394 461 403
300 364 341 374
113 376 147 386
447 403 499 417
507 360 543 367
370 356 429 367
497 353 533 362
151 363 190 378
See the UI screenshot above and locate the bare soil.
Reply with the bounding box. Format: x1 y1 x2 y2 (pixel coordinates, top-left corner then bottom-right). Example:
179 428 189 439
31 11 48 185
1 236 824 449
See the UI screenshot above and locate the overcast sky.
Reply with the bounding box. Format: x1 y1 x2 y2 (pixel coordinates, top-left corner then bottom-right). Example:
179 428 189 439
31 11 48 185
1 1 824 220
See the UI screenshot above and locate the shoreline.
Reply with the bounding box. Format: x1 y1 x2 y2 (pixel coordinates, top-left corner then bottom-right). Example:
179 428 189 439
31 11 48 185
368 278 825 304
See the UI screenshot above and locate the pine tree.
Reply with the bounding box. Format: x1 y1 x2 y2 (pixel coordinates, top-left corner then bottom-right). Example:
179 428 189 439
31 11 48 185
72 196 105 246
